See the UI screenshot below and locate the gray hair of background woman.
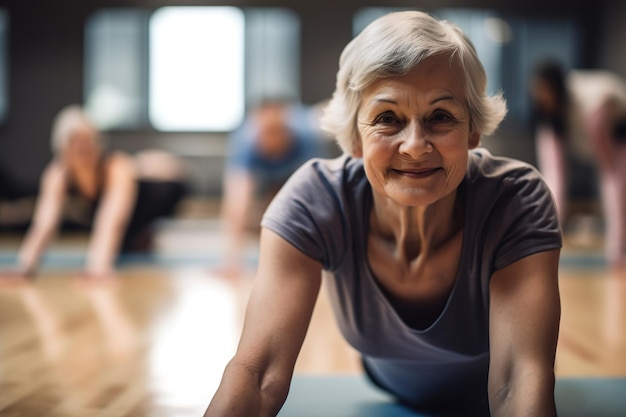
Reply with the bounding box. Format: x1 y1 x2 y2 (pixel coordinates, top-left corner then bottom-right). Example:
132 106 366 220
50 105 103 154
321 10 508 155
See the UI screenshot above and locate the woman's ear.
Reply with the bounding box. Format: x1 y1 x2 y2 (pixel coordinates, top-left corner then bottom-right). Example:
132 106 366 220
468 131 480 149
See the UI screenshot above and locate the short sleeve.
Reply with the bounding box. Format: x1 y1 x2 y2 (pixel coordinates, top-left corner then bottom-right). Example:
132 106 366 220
226 125 254 171
491 167 563 270
260 158 349 270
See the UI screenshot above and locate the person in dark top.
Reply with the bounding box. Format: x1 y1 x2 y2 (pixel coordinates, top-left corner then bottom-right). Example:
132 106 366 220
206 11 561 417
531 60 626 267
1 105 188 280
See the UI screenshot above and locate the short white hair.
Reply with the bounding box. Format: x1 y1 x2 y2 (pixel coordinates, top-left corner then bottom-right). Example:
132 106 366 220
321 10 507 155
50 105 102 154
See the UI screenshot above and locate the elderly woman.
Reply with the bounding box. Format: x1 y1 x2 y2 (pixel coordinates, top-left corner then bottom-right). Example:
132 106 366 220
206 11 561 417
8 105 188 279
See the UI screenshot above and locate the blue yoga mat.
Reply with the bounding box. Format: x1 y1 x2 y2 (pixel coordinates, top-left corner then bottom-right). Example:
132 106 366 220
278 375 626 417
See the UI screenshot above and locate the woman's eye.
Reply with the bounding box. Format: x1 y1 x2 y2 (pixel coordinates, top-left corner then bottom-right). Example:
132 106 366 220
375 112 399 125
430 111 453 123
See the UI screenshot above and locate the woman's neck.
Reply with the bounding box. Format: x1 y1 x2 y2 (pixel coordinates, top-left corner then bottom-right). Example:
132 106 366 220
370 189 463 261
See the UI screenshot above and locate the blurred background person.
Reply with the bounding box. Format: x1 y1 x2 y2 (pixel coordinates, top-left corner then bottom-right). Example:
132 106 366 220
216 99 331 279
531 60 626 267
530 61 570 225
1 104 188 280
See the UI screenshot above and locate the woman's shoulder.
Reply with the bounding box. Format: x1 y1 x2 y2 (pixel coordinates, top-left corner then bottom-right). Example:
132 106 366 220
262 154 362 268
466 149 558 229
467 148 541 183
41 159 69 187
466 148 552 208
277 155 368 209
467 150 562 271
265 154 368 224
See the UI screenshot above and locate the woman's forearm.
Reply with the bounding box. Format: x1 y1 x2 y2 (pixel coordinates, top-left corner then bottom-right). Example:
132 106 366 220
205 360 289 417
17 224 55 275
18 229 49 275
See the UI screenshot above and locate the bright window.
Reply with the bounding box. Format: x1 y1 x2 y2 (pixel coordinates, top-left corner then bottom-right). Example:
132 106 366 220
85 6 299 132
149 7 245 132
84 9 148 130
245 8 300 106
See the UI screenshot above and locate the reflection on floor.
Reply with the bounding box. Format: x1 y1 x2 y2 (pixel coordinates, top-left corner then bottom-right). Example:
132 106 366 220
0 213 624 416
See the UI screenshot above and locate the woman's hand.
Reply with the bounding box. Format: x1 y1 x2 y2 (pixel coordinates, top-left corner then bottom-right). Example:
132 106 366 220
0 266 34 287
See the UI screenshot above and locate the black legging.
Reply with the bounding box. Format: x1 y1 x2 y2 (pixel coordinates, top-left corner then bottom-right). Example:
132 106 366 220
121 180 187 252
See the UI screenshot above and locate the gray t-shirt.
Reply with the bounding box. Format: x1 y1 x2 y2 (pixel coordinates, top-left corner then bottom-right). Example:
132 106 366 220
261 148 562 415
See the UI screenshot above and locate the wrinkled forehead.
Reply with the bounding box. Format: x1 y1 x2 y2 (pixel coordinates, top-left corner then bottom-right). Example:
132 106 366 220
360 54 468 104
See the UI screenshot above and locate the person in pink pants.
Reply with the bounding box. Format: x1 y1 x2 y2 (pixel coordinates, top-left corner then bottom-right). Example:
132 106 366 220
531 61 626 267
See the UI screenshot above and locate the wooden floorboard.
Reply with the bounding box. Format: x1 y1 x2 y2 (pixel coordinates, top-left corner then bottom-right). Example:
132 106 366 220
0 222 624 415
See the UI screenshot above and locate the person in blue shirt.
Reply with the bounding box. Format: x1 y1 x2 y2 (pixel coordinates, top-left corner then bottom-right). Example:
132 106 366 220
217 99 329 278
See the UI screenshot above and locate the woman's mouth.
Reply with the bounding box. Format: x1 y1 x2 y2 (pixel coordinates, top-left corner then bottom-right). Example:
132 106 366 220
391 167 442 178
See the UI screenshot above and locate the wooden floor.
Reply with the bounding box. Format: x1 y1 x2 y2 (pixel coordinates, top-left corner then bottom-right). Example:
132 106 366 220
0 220 625 416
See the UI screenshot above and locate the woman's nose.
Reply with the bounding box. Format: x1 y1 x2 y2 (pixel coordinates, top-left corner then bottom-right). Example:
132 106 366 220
398 123 432 157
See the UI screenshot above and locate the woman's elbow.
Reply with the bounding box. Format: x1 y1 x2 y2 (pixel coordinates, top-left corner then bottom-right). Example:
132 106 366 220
488 366 556 416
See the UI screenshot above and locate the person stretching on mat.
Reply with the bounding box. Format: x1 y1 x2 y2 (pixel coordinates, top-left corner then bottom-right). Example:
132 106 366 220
216 99 329 279
531 59 626 268
2 105 188 280
205 10 561 417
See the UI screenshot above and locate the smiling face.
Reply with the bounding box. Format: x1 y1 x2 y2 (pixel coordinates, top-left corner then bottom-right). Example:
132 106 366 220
356 54 479 207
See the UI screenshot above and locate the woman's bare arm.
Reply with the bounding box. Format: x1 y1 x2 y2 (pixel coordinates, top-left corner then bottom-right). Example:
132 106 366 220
218 170 255 277
535 126 567 223
16 162 67 275
205 228 323 417
488 249 561 417
85 153 137 276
